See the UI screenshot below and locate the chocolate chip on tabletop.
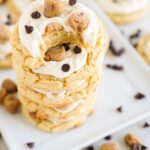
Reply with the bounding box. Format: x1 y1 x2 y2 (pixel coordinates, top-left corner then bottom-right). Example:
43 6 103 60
26 142 35 149
129 29 142 40
134 92 145 100
109 40 125 57
2 79 17 93
86 145 94 150
116 106 123 113
143 122 150 128
132 144 148 150
106 64 124 71
104 135 112 141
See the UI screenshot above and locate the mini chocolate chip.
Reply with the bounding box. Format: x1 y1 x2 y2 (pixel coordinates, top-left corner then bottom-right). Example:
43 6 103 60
104 135 112 141
86 145 94 150
106 64 124 71
63 43 70 51
132 144 147 150
26 142 35 149
129 29 141 40
5 21 11 25
143 122 150 128
7 14 11 19
31 11 41 19
69 0 77 6
116 106 123 113
74 46 81 54
141 145 148 150
134 93 145 100
25 25 34 34
109 41 125 57
62 64 70 72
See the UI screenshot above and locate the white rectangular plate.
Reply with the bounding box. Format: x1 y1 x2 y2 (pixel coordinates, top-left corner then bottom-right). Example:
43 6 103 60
0 1 150 150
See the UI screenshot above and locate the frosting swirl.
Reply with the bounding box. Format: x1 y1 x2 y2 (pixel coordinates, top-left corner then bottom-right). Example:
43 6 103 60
18 0 99 78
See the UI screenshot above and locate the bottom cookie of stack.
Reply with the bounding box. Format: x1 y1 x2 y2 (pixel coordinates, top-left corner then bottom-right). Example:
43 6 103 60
21 92 96 133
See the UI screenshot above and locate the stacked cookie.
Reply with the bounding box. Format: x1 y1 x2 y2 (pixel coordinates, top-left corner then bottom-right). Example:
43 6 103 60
11 0 109 132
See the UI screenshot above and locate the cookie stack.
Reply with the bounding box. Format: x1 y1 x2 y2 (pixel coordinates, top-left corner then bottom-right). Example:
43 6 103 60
11 0 109 132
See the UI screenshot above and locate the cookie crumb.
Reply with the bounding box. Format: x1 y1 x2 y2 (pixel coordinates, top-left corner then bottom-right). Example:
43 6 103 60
100 142 119 150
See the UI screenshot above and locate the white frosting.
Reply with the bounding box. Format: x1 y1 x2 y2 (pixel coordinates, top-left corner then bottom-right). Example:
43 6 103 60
12 0 34 13
33 45 87 78
99 0 148 14
18 0 99 78
33 88 66 101
53 99 83 114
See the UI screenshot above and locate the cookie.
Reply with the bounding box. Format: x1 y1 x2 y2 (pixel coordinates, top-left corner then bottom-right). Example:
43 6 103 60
11 0 109 132
137 33 150 65
22 92 96 133
18 70 100 108
7 0 34 18
98 0 148 24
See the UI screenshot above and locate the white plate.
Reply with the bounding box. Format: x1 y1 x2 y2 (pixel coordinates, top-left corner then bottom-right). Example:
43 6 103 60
1 1 150 150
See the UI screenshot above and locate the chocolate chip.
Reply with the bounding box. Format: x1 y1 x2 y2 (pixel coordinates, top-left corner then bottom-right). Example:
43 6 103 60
25 25 34 34
62 64 70 72
116 106 123 113
26 142 35 149
106 64 124 71
69 0 77 6
143 122 150 128
129 29 141 40
73 46 82 54
104 135 112 141
86 145 94 150
109 41 125 57
31 11 41 19
5 21 11 26
63 43 70 51
132 144 147 150
134 93 145 100
7 14 11 19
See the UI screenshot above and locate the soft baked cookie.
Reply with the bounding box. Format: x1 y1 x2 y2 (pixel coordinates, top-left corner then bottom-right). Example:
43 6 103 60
7 0 34 17
98 0 148 24
11 0 109 132
137 33 150 65
22 92 96 133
